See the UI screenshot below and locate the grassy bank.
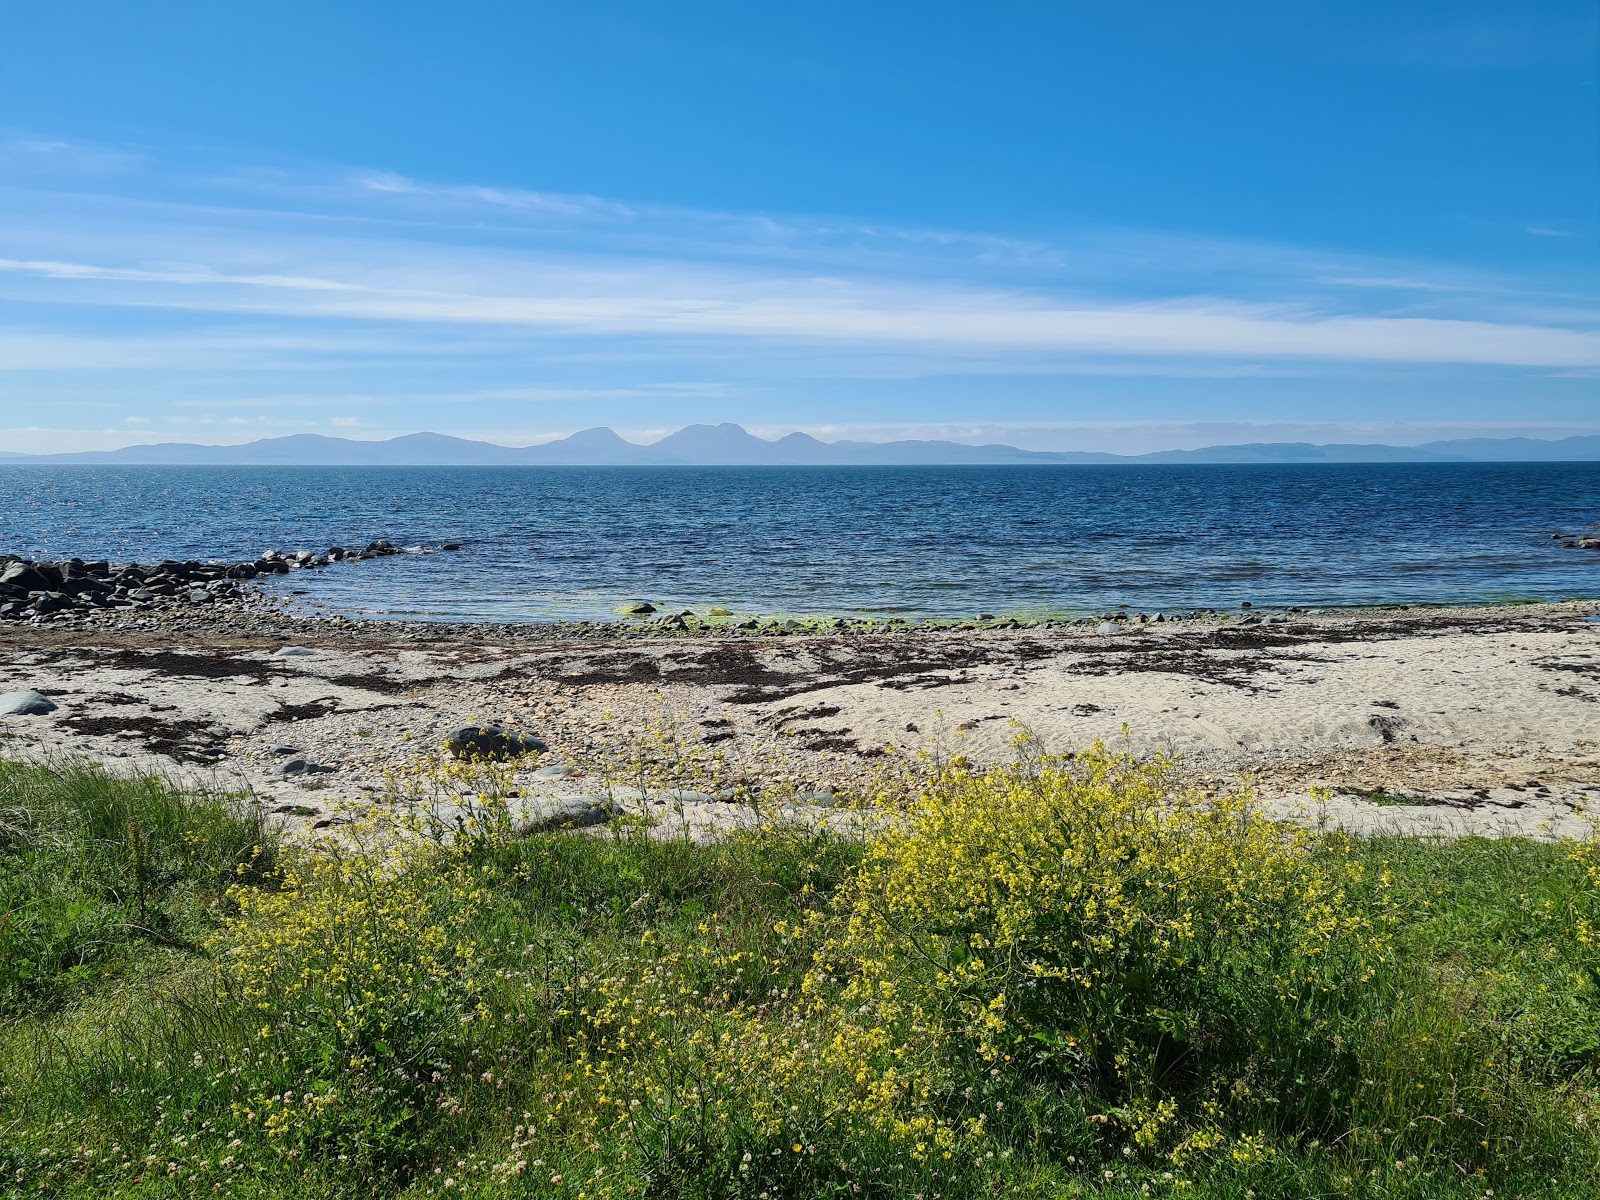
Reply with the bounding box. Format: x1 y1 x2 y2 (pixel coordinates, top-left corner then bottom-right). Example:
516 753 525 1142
1 749 1597 1198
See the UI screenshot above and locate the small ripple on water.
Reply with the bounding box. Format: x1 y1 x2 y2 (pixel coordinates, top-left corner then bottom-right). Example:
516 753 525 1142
0 462 1596 621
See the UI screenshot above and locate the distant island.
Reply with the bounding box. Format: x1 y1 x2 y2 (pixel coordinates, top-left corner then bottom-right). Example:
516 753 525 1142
2 423 1599 466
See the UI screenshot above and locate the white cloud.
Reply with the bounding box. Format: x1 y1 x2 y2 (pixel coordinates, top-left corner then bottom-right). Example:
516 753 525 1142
3 252 1597 368
2 141 1598 455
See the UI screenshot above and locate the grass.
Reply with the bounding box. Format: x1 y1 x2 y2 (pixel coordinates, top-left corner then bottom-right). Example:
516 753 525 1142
1349 789 1419 808
0 758 276 1016
0 749 1597 1198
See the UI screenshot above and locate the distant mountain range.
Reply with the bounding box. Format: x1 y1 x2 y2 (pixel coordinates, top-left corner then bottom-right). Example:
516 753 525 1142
2 424 1599 466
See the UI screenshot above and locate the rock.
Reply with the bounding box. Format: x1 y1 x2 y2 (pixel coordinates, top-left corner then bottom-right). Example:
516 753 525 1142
272 756 333 776
533 764 580 779
1095 621 1121 634
267 744 303 755
798 790 839 806
0 690 57 716
705 605 733 617
508 796 616 833
272 646 317 657
445 724 548 761
439 543 462 551
1 564 53 592
615 601 656 616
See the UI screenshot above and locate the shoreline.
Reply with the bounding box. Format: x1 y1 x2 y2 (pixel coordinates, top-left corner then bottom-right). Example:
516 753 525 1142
1 596 1597 844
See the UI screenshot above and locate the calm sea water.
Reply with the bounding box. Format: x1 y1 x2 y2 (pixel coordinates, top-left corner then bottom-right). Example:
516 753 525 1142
0 464 1596 622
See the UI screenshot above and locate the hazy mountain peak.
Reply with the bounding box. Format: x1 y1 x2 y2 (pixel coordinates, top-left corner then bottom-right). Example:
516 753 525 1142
0 427 1597 466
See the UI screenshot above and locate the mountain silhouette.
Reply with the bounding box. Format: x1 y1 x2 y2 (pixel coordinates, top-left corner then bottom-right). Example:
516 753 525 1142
1 425 1597 466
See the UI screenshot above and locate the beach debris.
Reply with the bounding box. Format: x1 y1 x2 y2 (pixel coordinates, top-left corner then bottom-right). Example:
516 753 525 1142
0 689 57 716
444 723 548 761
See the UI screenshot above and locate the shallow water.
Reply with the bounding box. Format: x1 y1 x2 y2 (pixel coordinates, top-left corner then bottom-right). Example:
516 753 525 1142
0 463 1596 622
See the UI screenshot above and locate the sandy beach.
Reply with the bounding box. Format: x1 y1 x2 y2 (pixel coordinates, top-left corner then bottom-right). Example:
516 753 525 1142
2 597 1597 842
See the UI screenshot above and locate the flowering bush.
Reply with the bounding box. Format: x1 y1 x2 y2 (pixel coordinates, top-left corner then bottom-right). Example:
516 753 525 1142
818 739 1395 1155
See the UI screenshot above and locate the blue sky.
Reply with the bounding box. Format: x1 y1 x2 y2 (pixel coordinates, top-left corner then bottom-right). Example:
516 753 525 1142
1 1 1596 453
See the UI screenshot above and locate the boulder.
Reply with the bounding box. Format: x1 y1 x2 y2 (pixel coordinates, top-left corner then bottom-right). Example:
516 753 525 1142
615 601 656 616
445 724 548 761
0 690 57 716
272 646 317 658
508 796 616 833
0 564 52 593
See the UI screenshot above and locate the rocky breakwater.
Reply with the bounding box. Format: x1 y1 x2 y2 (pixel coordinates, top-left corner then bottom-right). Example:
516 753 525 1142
0 539 428 625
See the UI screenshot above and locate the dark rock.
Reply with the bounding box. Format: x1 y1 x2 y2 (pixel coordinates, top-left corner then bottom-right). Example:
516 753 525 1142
615 601 656 616
0 563 53 593
445 724 548 761
272 756 334 776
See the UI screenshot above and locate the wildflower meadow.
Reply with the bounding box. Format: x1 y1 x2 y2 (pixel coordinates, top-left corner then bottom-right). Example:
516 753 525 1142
1 740 1598 1198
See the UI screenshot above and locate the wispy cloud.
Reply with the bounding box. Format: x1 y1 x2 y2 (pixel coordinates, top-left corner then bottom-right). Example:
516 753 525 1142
3 250 1596 367
2 139 1598 453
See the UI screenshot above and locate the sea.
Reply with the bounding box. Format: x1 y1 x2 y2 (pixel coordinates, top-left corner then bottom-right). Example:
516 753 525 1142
1 463 1597 623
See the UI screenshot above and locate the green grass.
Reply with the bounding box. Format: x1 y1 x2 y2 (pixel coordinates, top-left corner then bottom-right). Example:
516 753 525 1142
1349 789 1419 807
0 756 1597 1198
0 757 276 1016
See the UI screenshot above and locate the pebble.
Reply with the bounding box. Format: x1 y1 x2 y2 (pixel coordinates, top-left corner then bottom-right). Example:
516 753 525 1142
533 764 580 779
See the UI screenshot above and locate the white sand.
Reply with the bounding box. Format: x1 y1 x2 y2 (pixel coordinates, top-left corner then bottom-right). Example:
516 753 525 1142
3 603 1597 841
